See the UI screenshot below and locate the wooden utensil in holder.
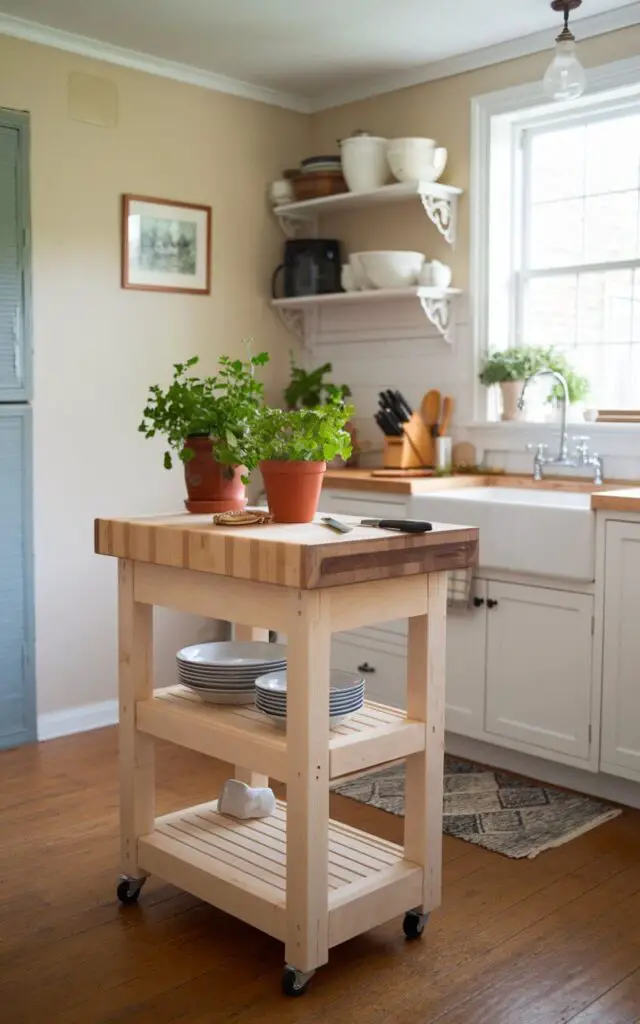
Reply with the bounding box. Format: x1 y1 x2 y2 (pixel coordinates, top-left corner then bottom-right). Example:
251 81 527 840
383 413 433 468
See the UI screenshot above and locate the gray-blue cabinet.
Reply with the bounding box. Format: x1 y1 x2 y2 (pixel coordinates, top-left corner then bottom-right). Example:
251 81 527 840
0 117 31 401
0 407 35 748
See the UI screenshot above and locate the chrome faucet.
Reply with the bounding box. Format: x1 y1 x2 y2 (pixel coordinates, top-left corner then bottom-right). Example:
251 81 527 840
518 368 603 485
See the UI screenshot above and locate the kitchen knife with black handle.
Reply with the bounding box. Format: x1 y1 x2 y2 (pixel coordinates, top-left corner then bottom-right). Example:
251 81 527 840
375 410 403 436
393 390 413 419
360 519 433 533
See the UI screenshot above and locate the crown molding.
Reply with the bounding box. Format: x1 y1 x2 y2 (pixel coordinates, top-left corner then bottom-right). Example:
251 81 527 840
309 2 640 111
0 13 312 113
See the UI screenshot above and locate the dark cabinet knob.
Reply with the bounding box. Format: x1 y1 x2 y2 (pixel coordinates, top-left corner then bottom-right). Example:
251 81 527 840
473 597 485 608
487 599 499 609
357 662 376 673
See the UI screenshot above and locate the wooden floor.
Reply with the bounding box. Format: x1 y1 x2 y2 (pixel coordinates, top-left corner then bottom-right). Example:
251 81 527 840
2 729 640 1024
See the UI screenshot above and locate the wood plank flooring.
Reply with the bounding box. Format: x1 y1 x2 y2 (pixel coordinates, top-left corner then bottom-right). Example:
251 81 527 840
1 727 639 1023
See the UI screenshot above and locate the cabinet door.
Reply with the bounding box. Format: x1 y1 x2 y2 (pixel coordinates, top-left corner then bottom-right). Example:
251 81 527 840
485 582 593 762
0 122 30 400
332 633 406 708
0 408 35 748
601 521 640 780
446 580 487 737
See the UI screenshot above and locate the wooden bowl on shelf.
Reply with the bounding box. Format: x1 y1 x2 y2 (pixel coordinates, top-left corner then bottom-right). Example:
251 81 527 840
292 171 347 201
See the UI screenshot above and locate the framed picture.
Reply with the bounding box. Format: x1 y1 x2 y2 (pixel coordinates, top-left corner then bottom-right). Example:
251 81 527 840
121 194 211 294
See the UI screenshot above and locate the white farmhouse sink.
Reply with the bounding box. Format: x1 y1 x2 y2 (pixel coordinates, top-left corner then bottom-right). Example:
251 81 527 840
409 487 595 581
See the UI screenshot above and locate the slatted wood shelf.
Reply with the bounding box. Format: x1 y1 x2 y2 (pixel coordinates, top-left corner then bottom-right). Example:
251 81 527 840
137 686 425 782
137 799 422 948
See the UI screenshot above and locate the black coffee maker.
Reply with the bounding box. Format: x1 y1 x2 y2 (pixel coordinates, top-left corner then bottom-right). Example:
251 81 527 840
272 238 342 298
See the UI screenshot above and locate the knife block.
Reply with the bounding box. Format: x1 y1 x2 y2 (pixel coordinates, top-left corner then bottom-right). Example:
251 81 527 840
383 414 434 468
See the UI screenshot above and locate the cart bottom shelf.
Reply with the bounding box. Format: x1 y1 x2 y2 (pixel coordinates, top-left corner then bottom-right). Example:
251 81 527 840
138 799 422 948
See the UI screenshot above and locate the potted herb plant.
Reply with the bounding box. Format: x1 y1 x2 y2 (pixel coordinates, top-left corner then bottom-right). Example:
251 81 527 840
249 394 354 523
479 346 588 421
139 348 269 513
284 354 359 466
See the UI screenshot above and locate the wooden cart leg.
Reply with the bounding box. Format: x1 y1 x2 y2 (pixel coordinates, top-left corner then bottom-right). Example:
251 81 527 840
118 559 155 881
404 571 447 915
233 624 270 788
285 592 331 975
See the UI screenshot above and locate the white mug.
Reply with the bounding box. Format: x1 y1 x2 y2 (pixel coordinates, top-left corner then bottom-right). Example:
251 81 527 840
268 179 294 207
341 264 357 292
430 260 453 288
419 263 434 287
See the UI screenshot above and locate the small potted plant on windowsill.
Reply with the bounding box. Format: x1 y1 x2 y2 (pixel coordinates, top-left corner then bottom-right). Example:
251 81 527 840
479 346 588 421
139 348 269 513
249 394 354 523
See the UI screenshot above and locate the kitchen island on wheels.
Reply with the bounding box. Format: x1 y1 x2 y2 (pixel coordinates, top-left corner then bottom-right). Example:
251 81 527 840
95 511 477 996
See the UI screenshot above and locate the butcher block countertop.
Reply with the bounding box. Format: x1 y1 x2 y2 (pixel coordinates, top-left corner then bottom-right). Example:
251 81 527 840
325 468 640 503
591 488 640 512
95 513 478 590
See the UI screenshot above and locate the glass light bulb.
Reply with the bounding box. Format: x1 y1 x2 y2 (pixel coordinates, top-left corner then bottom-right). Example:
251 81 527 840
543 38 587 100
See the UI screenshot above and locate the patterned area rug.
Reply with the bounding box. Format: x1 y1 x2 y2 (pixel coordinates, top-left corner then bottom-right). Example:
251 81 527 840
334 756 622 859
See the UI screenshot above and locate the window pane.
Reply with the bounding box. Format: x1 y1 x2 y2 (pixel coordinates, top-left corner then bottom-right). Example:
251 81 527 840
577 270 634 345
529 199 584 268
523 275 577 348
560 343 632 408
530 125 585 203
585 114 640 196
634 270 640 343
583 191 639 263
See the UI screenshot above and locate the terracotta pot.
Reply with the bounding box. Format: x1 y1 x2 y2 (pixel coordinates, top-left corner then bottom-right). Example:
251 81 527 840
260 460 326 524
500 380 525 422
183 436 247 514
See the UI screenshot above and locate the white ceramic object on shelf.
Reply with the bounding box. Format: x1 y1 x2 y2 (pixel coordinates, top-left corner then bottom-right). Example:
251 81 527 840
268 179 294 207
340 133 389 193
354 250 425 290
349 253 371 290
341 264 357 292
386 138 448 184
429 260 453 288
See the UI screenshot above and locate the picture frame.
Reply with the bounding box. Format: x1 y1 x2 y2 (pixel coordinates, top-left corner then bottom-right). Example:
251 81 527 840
121 194 212 295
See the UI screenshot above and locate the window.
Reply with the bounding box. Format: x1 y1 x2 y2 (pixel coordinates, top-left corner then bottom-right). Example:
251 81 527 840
474 63 640 417
518 107 640 408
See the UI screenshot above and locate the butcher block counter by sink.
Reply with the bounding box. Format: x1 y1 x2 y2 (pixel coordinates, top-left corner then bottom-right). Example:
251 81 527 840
95 512 477 994
324 468 639 505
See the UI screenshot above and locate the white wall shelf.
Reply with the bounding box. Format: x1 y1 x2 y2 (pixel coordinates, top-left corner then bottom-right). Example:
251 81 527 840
273 180 463 245
271 286 462 343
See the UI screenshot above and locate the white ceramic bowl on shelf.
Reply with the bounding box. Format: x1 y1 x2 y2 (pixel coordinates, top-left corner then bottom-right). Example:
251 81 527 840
386 138 448 183
348 253 372 290
354 250 425 290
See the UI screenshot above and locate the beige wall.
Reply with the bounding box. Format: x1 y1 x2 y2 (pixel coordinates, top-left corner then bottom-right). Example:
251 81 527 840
310 25 640 293
0 33 308 719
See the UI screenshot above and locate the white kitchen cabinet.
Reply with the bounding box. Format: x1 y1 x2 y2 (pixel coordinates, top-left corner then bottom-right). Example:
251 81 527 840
485 581 593 762
317 488 408 521
600 521 640 782
445 580 487 738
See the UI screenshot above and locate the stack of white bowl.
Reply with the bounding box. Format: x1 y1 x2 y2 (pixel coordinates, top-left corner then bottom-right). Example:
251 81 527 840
177 641 287 705
255 669 365 729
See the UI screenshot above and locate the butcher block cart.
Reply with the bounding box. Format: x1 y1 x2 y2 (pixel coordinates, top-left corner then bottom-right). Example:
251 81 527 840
95 513 478 996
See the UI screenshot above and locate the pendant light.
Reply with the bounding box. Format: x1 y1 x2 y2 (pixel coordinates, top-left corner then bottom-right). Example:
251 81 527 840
543 0 587 101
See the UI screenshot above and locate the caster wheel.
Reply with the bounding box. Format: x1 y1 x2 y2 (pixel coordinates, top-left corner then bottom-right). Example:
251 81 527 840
282 965 314 997
116 877 145 906
403 909 429 939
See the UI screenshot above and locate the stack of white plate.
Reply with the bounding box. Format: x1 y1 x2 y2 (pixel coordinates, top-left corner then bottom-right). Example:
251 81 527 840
255 670 365 729
177 642 287 705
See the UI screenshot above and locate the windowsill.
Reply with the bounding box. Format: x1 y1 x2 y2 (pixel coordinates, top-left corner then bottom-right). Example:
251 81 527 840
459 420 640 431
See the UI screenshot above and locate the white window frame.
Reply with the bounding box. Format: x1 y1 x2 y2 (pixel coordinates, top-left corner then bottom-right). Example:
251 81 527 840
470 55 640 422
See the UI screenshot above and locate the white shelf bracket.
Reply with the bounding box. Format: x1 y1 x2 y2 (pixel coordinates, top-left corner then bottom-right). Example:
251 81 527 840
275 306 305 339
419 296 452 343
276 213 318 240
419 192 456 245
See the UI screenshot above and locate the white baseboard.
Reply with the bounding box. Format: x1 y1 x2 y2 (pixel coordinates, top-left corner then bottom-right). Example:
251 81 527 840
447 733 640 810
38 699 118 741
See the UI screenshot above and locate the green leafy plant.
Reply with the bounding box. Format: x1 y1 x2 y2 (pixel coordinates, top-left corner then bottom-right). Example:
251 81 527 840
479 346 589 404
284 354 351 410
248 394 354 464
138 346 269 472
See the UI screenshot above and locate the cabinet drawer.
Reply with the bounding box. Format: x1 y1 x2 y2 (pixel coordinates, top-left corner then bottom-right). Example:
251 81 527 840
332 636 406 709
318 490 408 521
